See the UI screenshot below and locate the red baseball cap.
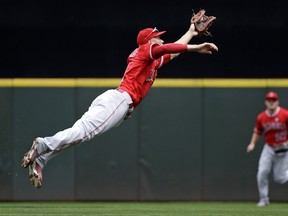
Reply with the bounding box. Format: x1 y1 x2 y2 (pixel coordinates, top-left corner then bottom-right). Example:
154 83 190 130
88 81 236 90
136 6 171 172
265 91 278 100
137 27 166 45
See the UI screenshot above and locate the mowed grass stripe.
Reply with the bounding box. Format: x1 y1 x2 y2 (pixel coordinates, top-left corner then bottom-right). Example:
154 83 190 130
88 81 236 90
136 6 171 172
0 201 288 216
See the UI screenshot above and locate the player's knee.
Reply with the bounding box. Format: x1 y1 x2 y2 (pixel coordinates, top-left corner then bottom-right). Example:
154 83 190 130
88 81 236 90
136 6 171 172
274 175 288 184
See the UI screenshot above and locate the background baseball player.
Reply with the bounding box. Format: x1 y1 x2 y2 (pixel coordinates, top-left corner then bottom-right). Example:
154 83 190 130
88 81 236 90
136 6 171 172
247 91 288 207
21 10 218 188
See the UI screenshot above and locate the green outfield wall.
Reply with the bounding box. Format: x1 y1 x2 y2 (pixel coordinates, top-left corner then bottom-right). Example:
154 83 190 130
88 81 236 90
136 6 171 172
1 78 288 201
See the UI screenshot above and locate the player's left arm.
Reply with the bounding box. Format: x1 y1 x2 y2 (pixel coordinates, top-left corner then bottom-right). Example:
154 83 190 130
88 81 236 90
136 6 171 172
170 23 198 60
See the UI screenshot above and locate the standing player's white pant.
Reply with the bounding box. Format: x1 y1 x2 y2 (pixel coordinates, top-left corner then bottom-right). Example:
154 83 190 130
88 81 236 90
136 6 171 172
35 89 133 169
257 144 288 203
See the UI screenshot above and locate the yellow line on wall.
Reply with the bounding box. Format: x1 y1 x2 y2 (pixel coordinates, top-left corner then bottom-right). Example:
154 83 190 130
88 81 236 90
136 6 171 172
0 78 287 88
154 78 268 87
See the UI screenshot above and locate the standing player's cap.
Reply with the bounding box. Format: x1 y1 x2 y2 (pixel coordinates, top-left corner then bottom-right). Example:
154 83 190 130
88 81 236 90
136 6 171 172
265 91 278 100
137 27 166 45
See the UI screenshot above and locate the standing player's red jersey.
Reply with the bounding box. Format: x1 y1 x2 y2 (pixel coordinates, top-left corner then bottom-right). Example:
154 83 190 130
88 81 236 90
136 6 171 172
254 107 288 146
118 43 170 107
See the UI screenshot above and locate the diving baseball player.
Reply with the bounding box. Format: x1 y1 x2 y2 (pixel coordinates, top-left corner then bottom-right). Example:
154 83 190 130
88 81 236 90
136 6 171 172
21 15 218 188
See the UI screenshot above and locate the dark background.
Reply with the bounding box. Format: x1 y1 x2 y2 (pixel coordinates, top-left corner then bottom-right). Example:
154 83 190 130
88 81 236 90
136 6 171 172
0 0 287 78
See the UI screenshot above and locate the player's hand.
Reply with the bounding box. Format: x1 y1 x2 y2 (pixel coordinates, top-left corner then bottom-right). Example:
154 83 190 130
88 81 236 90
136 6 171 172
247 143 255 153
196 42 218 54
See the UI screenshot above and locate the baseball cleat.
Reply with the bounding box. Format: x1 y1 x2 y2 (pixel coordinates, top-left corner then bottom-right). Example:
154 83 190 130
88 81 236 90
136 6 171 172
22 138 41 168
29 161 42 188
257 200 269 207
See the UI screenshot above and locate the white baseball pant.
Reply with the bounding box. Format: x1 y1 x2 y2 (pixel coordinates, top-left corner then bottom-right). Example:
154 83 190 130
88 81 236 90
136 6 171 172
35 89 133 168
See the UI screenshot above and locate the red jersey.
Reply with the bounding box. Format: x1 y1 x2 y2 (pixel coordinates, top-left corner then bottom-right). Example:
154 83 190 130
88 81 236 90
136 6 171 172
254 107 288 146
118 43 187 107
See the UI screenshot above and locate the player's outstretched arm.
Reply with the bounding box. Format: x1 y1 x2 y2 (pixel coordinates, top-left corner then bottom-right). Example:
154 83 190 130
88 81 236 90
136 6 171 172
187 42 218 54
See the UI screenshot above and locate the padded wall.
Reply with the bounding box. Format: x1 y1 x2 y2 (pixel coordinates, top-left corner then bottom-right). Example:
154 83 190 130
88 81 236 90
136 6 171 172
1 84 288 201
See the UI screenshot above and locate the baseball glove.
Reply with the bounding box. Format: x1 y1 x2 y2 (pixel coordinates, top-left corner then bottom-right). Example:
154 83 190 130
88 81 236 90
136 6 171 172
191 9 216 36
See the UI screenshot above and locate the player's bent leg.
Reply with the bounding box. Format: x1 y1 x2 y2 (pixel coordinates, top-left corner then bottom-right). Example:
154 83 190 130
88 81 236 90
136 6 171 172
273 152 288 184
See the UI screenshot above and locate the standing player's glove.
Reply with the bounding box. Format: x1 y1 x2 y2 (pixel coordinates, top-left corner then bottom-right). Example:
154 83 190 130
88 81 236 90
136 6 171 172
191 9 216 36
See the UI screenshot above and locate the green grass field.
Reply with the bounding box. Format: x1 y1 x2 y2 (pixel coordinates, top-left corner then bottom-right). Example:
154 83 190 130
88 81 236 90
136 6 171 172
0 201 288 216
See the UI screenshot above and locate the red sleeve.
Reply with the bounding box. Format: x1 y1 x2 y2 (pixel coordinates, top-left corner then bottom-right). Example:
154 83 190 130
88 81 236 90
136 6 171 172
151 43 188 59
254 114 263 135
